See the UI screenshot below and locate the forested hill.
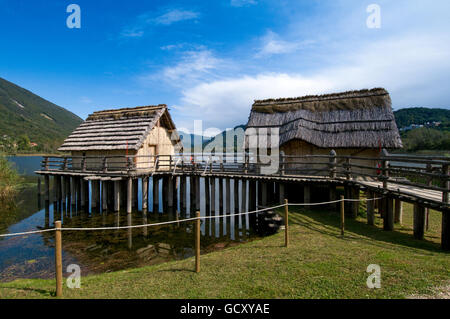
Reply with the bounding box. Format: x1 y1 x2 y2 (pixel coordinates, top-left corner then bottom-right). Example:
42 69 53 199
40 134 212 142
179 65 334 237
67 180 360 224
0 77 83 153
394 107 450 128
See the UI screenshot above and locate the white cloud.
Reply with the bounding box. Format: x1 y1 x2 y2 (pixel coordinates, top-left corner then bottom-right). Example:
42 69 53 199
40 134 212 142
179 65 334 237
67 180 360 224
153 9 199 25
256 30 313 57
139 49 227 87
230 0 257 7
120 9 199 38
173 33 450 131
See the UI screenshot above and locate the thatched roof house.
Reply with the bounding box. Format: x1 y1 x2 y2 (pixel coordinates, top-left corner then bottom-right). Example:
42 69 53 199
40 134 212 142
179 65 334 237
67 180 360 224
59 105 181 170
245 88 402 174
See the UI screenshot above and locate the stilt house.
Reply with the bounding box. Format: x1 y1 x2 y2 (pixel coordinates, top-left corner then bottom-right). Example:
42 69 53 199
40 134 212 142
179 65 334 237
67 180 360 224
245 88 403 176
58 105 181 171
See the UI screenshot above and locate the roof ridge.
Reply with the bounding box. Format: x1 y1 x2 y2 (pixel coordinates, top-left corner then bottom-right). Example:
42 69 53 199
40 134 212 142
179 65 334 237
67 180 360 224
89 104 167 116
253 88 388 105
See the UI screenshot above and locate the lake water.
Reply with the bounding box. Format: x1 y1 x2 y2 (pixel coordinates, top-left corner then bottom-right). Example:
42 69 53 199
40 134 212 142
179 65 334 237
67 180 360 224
0 156 257 282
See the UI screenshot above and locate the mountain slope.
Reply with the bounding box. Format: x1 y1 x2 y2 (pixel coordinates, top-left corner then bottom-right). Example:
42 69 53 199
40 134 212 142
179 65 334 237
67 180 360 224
394 107 450 128
0 77 83 153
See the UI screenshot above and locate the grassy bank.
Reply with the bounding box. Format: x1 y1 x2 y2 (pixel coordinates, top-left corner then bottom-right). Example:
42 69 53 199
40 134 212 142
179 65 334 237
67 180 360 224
0 202 449 299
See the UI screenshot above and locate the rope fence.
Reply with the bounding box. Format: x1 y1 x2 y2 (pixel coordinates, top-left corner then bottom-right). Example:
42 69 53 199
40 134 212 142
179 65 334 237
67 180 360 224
0 196 384 298
0 197 382 238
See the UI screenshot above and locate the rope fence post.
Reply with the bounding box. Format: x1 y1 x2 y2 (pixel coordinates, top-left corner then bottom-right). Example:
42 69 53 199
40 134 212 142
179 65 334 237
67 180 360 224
195 211 201 273
284 199 289 247
55 221 63 297
340 196 345 236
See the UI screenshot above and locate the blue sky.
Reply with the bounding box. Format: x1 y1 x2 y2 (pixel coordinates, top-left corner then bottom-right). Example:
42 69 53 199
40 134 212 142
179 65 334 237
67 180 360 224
1 0 450 134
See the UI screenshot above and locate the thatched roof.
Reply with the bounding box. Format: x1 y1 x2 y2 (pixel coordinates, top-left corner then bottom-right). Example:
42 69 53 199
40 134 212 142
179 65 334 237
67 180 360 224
58 105 180 151
245 88 403 149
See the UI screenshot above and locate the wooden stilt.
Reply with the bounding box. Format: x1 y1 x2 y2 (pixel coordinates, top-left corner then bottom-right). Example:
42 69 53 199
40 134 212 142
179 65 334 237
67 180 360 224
383 196 394 231
303 184 311 208
142 177 149 212
413 203 425 240
394 199 403 225
180 176 186 215
102 180 108 211
241 179 247 235
442 210 450 250
329 185 337 210
261 181 267 206
189 176 195 216
71 177 76 207
234 179 239 240
168 176 174 209
226 178 231 236
114 180 121 212
127 177 132 214
367 191 375 226
153 177 160 213
205 177 210 236
248 180 257 229
210 177 216 237
279 183 285 205
132 179 138 209
195 176 200 211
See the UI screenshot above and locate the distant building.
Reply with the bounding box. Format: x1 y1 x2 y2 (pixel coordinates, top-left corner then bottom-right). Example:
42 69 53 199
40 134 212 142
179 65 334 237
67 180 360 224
58 105 181 171
244 88 403 175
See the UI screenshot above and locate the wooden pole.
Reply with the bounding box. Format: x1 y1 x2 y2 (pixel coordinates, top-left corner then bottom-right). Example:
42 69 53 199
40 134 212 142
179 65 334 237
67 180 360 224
394 199 403 225
127 177 132 214
114 180 121 212
413 203 425 240
195 211 201 273
367 191 375 226
442 210 450 251
340 195 345 236
55 221 63 297
142 177 148 212
383 196 394 231
284 199 289 247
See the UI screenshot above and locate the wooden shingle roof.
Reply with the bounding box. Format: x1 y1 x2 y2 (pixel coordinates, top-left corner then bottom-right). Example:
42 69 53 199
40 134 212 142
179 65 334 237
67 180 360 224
58 105 179 151
245 88 403 149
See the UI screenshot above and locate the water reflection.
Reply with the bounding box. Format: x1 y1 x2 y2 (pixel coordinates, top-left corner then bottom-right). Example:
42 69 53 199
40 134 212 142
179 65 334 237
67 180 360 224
0 176 258 282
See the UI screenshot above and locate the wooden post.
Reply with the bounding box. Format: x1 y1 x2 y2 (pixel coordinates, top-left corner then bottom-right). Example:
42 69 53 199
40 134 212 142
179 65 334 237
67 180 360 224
351 187 360 219
195 211 201 273
226 178 231 235
303 184 311 208
279 183 285 205
102 180 108 211
80 178 86 208
205 177 210 236
381 149 389 189
248 180 257 229
219 178 224 214
383 196 394 231
44 175 50 203
367 191 375 226
329 185 337 211
234 179 239 239
54 221 63 297
340 195 345 236
413 204 426 240
132 179 138 209
180 176 186 214
241 179 247 235
394 199 403 225
168 176 174 209
284 199 289 247
210 177 216 236
442 210 450 251
142 177 149 212
114 180 121 212
70 177 76 207
127 177 132 214
442 164 449 204
195 176 200 211
153 177 160 214
261 181 267 206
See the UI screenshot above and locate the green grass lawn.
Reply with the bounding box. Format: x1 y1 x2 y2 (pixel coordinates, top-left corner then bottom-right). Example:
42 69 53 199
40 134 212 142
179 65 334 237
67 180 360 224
0 202 449 299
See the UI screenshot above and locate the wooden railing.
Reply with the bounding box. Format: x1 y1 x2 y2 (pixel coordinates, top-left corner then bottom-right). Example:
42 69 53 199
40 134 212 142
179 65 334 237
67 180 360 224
39 150 450 204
